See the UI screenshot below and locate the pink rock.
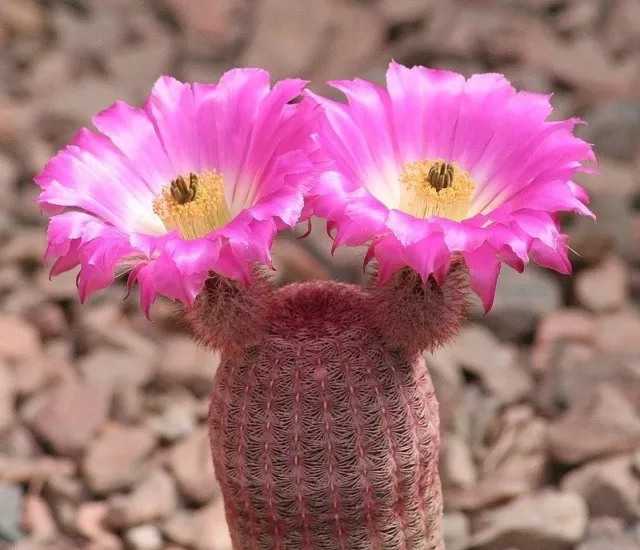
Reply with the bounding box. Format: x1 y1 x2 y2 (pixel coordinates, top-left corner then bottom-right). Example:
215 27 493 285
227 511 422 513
83 426 156 494
107 469 178 528
575 256 629 312
23 382 111 457
0 314 41 363
78 348 156 390
535 308 597 345
76 501 122 550
595 310 640 354
167 427 219 505
164 0 247 58
549 384 640 464
157 336 217 397
561 454 640 521
162 500 231 550
23 493 57 540
0 362 15 434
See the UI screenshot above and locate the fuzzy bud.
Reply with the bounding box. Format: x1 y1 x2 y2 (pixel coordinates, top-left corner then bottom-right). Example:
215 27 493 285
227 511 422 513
368 262 469 357
182 267 274 355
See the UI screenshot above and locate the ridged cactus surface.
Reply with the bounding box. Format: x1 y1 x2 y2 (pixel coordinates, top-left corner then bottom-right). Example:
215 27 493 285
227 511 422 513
205 280 454 550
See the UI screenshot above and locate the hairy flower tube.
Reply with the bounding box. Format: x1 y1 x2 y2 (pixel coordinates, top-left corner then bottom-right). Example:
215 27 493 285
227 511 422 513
35 69 319 316
308 61 596 312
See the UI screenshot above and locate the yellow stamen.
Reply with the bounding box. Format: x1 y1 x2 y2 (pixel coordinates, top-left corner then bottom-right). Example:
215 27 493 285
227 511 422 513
153 170 231 239
399 159 474 221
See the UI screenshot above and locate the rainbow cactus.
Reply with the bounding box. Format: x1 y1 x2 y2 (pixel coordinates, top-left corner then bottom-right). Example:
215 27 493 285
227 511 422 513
37 63 595 549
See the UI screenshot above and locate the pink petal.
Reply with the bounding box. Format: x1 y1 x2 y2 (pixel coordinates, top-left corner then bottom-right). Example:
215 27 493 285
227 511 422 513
37 69 320 312
463 244 502 313
92 101 174 194
144 76 199 176
311 61 595 314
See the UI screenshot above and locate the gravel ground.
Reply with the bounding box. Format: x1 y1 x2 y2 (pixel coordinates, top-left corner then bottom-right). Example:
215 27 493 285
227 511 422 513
1 0 640 549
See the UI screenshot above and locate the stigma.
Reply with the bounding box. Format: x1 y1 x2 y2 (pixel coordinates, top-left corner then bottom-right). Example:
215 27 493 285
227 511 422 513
153 171 231 239
399 160 474 221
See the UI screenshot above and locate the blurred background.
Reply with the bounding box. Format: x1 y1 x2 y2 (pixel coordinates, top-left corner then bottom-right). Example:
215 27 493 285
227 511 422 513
0 0 640 549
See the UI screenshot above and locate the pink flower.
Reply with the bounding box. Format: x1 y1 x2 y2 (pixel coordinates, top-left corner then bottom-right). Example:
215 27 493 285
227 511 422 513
308 61 596 312
36 69 319 316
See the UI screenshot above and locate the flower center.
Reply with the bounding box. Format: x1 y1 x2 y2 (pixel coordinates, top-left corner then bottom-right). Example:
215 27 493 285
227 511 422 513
153 171 231 239
399 160 474 221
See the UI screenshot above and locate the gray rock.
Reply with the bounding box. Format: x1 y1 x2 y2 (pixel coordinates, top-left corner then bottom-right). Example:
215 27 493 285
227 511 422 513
0 484 23 542
482 266 562 341
449 324 532 405
582 100 640 160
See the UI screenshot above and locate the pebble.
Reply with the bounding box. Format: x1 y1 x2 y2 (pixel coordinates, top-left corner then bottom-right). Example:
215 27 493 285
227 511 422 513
243 0 328 79
538 347 640 417
82 426 156 494
78 348 156 391
107 469 178 528
447 407 548 512
441 435 477 489
168 427 219 505
575 256 629 312
561 454 640 521
0 362 15 434
0 0 45 37
379 0 430 22
125 524 163 550
535 308 598 345
595 310 640 354
147 401 197 442
157 336 218 397
483 267 562 341
443 512 470 550
0 484 23 542
162 499 231 550
583 100 640 160
23 493 57 541
0 314 41 364
165 0 247 59
449 324 532 405
0 152 18 205
470 491 588 550
23 382 111 457
549 384 640 464
75 501 122 550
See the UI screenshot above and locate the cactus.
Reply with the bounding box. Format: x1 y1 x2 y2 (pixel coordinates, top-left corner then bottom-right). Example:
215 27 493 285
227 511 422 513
184 265 469 550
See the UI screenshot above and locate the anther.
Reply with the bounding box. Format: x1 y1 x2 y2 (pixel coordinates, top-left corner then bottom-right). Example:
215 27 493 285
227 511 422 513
427 162 454 192
170 173 198 204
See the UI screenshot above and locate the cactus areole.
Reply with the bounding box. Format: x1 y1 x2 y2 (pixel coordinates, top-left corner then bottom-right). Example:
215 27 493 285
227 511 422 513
183 265 469 550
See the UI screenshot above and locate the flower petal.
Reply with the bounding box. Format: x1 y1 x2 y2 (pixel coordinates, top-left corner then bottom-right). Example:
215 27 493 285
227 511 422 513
310 61 596 313
38 71 320 312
